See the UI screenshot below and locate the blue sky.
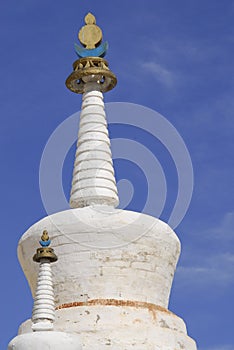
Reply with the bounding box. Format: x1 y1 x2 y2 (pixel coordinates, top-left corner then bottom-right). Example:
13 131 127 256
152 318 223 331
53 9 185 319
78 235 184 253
1 1 234 349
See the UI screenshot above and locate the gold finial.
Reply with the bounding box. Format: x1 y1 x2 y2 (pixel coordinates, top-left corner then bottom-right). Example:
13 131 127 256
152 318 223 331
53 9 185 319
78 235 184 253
66 13 117 94
41 229 49 242
33 230 58 263
78 12 102 49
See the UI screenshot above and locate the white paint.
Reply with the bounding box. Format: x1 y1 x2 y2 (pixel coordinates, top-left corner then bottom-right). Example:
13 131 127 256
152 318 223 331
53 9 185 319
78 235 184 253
70 88 119 208
31 258 55 331
18 207 180 308
8 332 82 350
19 305 197 349
16 206 197 349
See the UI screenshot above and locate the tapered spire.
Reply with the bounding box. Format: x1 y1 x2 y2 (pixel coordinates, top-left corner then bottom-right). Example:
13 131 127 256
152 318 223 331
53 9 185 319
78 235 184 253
66 13 119 208
32 230 57 331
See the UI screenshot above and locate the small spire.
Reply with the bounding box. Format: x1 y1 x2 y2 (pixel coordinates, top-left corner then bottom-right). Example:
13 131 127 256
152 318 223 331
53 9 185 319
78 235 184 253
8 232 83 349
32 231 57 332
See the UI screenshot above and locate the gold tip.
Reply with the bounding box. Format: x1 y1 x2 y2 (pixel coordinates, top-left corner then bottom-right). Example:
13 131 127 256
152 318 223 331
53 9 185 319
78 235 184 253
85 12 96 25
41 230 49 242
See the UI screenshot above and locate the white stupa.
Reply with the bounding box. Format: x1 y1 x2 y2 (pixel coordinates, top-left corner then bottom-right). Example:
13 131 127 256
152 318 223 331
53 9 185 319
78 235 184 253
9 13 197 350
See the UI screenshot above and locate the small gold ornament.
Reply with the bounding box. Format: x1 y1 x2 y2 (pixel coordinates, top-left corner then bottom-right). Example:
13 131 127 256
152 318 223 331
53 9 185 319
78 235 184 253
41 230 49 242
33 230 58 263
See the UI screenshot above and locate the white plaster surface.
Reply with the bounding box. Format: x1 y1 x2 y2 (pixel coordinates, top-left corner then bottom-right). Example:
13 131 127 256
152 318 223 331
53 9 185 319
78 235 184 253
70 90 119 208
8 331 82 350
17 206 197 349
19 306 197 350
18 207 180 308
32 259 55 331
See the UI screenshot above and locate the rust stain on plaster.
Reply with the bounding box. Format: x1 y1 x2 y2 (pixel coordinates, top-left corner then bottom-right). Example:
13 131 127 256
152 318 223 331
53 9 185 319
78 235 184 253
133 318 142 324
56 299 173 321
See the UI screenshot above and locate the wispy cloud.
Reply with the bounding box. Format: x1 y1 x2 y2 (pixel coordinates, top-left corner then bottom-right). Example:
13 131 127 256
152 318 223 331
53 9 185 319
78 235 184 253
205 212 234 241
148 37 224 65
175 211 234 290
176 252 234 289
141 61 175 87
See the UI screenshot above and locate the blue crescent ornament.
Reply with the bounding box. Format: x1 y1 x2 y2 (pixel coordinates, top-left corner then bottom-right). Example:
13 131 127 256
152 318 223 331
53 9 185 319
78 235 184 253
74 41 108 58
40 239 51 247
